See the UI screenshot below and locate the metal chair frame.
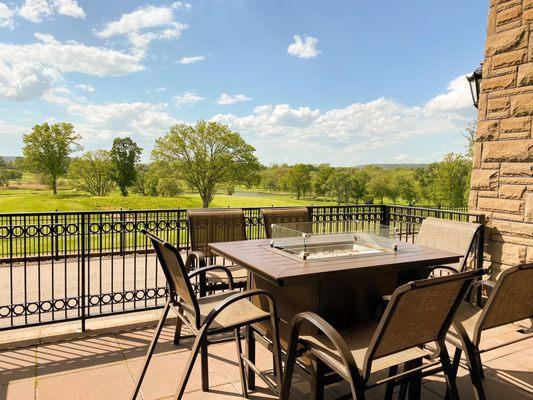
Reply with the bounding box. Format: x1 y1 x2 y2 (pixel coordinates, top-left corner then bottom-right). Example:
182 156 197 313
131 230 283 400
447 263 533 400
413 217 484 277
186 209 248 296
281 269 484 400
260 207 311 239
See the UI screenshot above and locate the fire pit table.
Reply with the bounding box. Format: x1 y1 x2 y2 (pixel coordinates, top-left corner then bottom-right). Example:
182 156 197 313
209 220 462 386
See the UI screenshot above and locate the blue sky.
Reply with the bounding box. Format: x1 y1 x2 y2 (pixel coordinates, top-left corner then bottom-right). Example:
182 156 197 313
0 0 487 166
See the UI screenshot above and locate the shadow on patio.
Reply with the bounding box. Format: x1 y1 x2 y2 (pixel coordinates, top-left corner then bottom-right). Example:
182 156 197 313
0 318 530 400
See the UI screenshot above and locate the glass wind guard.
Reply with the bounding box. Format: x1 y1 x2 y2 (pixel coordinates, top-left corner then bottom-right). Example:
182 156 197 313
269 221 405 260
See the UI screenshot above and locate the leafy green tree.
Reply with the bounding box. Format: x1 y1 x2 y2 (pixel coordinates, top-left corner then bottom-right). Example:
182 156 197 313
110 137 142 196
22 122 81 194
463 120 477 159
68 150 115 196
0 158 6 169
327 170 368 204
414 164 437 203
259 167 279 191
152 120 261 208
133 164 158 196
430 153 471 207
327 171 353 204
311 164 333 199
367 171 391 204
157 178 184 197
284 164 313 199
0 169 22 187
394 170 419 205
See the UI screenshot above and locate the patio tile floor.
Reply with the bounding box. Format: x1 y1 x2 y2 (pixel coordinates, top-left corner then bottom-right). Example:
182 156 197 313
0 320 530 400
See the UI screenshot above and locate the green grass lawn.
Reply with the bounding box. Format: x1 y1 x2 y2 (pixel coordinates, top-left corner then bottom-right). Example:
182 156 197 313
0 188 336 213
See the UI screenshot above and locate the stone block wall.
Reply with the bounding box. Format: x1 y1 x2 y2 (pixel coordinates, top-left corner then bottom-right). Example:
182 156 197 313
469 0 533 274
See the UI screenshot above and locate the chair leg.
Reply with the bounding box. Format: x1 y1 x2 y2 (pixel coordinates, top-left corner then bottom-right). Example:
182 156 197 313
463 346 487 400
234 328 249 398
270 314 283 395
384 365 398 400
279 338 298 400
175 331 205 399
131 300 171 400
398 381 408 400
440 345 460 400
201 337 209 391
173 308 183 346
310 357 325 400
407 358 422 400
245 325 256 390
444 347 462 400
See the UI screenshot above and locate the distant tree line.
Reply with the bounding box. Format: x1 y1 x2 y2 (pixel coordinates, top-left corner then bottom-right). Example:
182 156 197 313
257 154 471 207
0 157 23 187
10 120 473 208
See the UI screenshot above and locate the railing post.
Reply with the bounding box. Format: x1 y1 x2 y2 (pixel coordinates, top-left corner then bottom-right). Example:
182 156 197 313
382 205 390 226
80 213 86 332
53 211 59 260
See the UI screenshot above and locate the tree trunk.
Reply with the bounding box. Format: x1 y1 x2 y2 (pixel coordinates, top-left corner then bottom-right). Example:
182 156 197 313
52 176 57 195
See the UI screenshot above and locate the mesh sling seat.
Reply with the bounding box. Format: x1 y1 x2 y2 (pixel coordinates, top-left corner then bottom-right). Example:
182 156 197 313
415 217 483 277
186 209 249 296
280 269 484 400
131 230 283 400
446 263 533 400
260 207 311 239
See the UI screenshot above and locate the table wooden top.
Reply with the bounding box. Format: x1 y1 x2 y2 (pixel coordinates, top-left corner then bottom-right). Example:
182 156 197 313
209 239 463 286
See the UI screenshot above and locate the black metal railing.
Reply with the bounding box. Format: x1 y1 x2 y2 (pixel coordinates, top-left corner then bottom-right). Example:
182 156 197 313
0 205 484 331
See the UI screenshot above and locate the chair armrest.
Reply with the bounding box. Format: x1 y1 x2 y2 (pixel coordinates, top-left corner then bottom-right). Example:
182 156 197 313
202 289 277 329
188 265 235 290
288 312 361 378
468 278 495 305
429 265 460 277
185 251 206 272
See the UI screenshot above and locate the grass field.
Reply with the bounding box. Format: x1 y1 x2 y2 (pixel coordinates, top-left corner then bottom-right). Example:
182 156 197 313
0 188 337 213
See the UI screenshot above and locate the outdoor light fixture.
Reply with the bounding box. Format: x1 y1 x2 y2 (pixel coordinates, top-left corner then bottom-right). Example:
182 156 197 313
466 64 483 108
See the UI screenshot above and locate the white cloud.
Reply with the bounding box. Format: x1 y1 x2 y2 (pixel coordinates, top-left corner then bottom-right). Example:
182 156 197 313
174 91 204 107
19 0 84 23
0 2 14 29
287 35 319 59
211 75 475 165
43 88 178 139
216 93 251 105
0 33 143 101
424 75 472 112
97 5 187 56
179 55 205 64
172 2 192 10
148 86 168 93
75 83 95 93
51 0 84 19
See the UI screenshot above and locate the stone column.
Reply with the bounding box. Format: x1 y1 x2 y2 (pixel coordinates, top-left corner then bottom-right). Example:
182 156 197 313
469 0 533 275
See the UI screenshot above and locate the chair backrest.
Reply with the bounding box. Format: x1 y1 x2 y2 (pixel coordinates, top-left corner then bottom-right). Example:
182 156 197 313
142 230 199 324
261 207 311 238
188 209 247 256
363 269 482 377
474 263 533 344
415 217 482 271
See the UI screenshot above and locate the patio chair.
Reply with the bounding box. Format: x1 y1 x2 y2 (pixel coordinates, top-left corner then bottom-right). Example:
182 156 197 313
186 209 248 296
415 217 483 277
261 207 311 239
446 263 533 400
280 269 484 400
131 230 283 400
